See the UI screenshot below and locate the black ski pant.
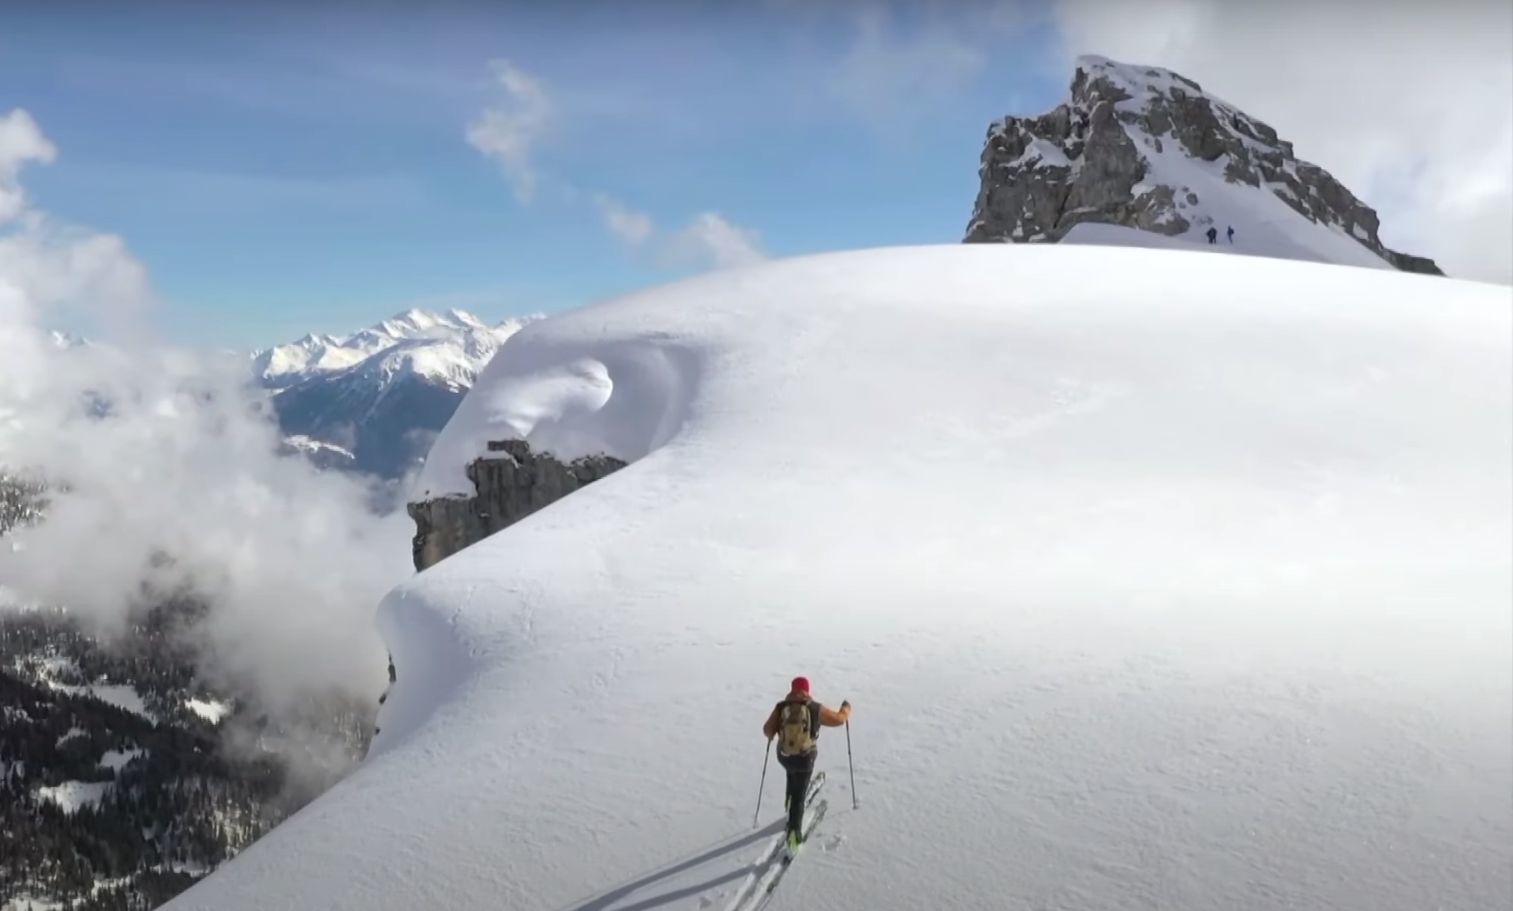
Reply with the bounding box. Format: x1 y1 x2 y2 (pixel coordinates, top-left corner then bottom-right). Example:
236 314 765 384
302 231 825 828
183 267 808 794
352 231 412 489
777 750 816 836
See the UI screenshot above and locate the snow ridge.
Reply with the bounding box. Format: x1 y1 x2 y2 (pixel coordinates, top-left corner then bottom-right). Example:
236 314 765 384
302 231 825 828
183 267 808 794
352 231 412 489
169 246 1510 911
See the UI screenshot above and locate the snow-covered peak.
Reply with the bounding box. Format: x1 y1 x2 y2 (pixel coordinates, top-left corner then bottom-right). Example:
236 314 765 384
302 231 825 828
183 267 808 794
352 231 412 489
368 315 535 389
251 308 537 390
967 56 1441 275
258 308 544 477
447 308 488 329
347 334 493 391
1071 54 1203 98
376 307 490 338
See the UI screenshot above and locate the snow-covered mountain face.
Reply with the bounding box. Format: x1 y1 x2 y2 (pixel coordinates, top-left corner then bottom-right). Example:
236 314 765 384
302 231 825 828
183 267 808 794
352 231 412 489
170 246 1510 911
254 309 536 479
966 55 1442 275
252 308 514 389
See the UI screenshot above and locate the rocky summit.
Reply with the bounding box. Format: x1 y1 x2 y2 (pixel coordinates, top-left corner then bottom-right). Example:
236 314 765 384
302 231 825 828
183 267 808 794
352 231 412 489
965 55 1441 275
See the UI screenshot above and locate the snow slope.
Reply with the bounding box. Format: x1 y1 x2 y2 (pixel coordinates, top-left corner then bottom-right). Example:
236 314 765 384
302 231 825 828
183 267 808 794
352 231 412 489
33 657 159 723
37 780 112 814
185 697 230 724
99 748 143 771
169 245 1512 911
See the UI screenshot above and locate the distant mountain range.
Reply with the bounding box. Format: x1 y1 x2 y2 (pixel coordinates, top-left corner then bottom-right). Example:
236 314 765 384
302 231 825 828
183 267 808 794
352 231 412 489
253 309 538 480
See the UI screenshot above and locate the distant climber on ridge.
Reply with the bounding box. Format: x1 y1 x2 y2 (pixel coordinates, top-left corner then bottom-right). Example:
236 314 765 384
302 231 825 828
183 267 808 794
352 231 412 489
1227 225 1235 244
763 676 851 851
1206 226 1218 244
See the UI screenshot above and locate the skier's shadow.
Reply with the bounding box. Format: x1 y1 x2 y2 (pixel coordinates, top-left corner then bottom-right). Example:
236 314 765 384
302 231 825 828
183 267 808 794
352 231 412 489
563 820 785 911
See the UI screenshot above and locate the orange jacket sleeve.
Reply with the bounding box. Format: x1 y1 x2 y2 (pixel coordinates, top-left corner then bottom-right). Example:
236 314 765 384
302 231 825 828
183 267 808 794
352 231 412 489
818 703 851 727
762 705 780 739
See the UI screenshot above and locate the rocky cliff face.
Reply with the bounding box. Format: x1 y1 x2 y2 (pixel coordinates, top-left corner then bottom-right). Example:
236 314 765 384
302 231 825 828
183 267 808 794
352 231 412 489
965 55 1441 275
406 439 625 571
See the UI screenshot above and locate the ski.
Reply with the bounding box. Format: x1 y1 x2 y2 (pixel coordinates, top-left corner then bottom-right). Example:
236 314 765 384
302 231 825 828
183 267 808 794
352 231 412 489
794 771 825 816
752 772 826 868
723 772 825 911
746 797 830 911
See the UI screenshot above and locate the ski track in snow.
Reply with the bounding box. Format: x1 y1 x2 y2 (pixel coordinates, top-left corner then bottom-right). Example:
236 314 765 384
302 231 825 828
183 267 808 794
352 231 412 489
168 246 1512 911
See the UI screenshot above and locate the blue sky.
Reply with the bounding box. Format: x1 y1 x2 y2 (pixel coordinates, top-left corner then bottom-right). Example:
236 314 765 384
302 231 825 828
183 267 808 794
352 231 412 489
9 1 1508 348
2 1 1072 346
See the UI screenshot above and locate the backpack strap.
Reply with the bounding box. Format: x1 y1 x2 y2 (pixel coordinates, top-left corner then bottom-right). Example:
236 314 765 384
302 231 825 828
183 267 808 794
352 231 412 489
779 698 813 719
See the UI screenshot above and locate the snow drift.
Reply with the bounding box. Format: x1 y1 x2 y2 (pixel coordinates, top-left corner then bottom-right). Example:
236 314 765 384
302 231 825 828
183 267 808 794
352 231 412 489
168 245 1512 911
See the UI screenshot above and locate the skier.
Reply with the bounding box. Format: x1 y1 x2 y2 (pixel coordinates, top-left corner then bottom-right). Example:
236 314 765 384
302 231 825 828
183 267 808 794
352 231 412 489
1206 226 1218 244
762 676 851 851
1227 225 1235 244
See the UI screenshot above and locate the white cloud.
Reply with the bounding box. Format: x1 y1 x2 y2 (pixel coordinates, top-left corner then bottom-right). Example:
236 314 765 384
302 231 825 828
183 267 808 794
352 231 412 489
0 109 58 223
466 60 551 204
593 194 655 246
463 63 761 272
0 109 150 339
664 212 767 270
1 110 408 735
1053 0 1513 283
593 193 765 272
823 0 1034 124
827 5 988 124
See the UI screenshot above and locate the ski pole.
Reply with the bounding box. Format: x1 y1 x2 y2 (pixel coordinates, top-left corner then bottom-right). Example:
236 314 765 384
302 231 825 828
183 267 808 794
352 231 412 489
845 719 859 810
753 737 772 828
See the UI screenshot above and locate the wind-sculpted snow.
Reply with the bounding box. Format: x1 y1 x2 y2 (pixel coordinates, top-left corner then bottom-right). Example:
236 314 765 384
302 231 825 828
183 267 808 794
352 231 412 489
168 245 1512 911
413 329 698 499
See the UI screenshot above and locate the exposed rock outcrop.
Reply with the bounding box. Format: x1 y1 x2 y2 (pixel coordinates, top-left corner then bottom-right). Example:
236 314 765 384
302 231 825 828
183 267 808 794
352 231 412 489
406 439 625 571
965 55 1442 275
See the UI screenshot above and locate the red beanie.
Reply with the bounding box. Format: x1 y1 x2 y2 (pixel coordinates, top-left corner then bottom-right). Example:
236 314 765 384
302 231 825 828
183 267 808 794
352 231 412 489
791 676 810 693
